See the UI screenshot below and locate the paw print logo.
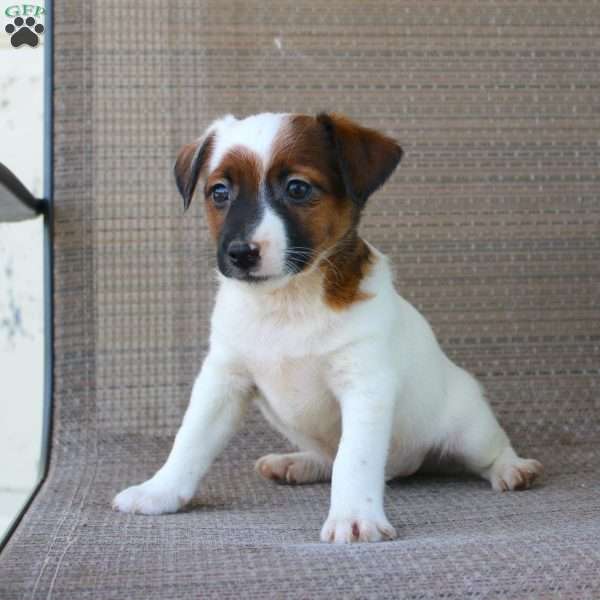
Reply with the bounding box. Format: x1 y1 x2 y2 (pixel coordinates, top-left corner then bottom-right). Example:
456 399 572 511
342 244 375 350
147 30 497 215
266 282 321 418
5 16 44 48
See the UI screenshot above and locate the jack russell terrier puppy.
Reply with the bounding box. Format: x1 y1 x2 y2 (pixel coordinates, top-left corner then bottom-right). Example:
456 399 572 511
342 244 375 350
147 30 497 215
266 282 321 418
113 112 543 543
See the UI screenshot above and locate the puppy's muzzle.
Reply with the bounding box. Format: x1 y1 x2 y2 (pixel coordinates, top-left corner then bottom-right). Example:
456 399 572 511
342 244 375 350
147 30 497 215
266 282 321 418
227 240 260 272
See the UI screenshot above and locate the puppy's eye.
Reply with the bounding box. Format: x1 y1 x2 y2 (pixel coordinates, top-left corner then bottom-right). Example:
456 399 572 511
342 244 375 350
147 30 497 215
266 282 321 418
286 179 312 202
211 183 230 207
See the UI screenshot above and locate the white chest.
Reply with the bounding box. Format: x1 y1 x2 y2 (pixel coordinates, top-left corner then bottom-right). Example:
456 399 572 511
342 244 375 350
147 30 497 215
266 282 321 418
247 354 342 457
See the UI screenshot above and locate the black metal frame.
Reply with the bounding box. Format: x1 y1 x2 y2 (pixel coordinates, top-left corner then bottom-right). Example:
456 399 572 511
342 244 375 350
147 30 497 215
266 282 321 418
0 163 45 219
0 0 53 553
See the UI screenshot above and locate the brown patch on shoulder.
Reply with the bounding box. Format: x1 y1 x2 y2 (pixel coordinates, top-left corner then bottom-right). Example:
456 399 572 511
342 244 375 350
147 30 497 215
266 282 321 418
322 236 375 310
203 145 262 241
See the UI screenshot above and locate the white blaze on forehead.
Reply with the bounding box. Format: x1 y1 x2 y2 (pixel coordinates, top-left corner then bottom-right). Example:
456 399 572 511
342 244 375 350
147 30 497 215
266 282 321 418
208 113 289 172
250 206 287 277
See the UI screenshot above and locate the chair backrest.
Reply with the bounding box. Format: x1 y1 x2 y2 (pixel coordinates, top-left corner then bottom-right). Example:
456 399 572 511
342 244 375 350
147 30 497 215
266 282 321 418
53 1 600 452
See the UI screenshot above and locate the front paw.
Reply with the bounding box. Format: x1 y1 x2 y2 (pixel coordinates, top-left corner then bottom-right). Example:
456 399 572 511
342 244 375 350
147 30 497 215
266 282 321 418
112 479 190 515
320 513 397 544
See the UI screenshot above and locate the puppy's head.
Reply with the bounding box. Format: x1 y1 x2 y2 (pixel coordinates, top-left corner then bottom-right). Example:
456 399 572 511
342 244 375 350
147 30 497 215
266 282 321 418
174 112 402 283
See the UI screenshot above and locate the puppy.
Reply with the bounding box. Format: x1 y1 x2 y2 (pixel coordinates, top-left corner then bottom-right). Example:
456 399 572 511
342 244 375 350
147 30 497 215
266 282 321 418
113 112 543 543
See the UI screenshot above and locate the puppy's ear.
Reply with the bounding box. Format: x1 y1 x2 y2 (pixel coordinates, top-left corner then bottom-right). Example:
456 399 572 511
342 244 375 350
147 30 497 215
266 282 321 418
174 133 214 212
317 113 402 206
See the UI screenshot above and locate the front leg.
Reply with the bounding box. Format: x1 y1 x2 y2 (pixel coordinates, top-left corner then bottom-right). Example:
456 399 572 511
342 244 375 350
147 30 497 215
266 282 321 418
321 349 398 543
113 350 252 514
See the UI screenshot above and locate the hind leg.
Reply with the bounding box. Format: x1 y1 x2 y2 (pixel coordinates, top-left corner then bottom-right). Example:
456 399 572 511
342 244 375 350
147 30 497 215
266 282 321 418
445 367 543 491
255 451 332 484
480 446 543 491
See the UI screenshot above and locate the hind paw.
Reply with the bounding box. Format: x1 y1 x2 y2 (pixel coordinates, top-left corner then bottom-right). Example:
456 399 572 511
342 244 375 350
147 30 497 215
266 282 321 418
490 456 543 491
255 452 331 485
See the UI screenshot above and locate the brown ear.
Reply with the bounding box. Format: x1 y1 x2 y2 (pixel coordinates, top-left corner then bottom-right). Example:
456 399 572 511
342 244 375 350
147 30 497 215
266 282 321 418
174 133 214 211
317 113 402 206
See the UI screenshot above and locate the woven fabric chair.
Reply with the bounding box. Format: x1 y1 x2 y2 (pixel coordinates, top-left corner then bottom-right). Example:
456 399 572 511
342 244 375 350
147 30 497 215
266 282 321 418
1 2 599 598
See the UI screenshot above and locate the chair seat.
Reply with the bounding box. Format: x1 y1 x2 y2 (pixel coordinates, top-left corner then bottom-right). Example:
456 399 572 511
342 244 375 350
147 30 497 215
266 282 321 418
2 428 598 599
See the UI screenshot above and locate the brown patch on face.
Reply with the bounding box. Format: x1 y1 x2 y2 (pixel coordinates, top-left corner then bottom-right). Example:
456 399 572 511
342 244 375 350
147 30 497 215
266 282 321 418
290 195 354 257
203 146 262 242
269 114 356 253
268 114 392 310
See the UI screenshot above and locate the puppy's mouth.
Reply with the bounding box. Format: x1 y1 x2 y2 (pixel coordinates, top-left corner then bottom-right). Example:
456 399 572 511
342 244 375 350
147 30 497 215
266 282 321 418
234 272 273 283
219 263 281 283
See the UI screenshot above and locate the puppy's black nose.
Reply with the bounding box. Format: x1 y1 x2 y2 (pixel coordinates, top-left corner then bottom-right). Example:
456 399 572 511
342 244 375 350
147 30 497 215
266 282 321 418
227 241 260 270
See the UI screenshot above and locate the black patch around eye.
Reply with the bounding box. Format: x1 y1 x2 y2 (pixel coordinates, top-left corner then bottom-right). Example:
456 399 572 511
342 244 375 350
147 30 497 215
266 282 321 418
264 184 314 274
216 184 263 277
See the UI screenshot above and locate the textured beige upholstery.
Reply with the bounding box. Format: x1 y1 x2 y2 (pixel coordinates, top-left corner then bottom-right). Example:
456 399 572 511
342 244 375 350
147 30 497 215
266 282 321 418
1 2 599 597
